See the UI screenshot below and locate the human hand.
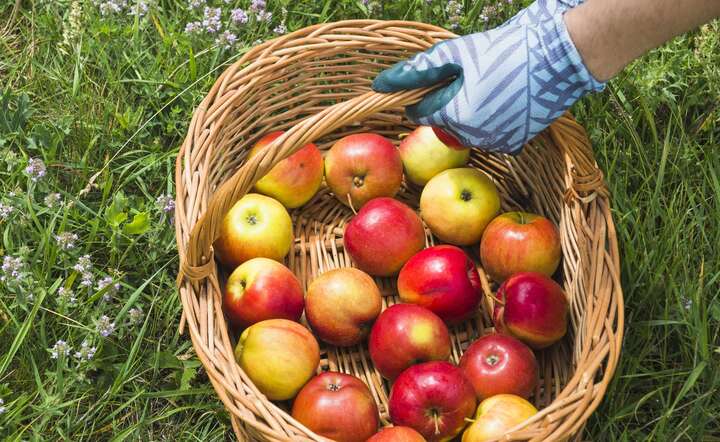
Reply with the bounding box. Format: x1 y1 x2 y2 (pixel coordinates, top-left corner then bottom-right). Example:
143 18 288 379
372 0 604 154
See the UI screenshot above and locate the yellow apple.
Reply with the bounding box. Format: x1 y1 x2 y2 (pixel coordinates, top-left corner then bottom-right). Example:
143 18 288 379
234 319 320 401
462 394 538 442
399 126 470 186
214 193 293 268
420 168 500 245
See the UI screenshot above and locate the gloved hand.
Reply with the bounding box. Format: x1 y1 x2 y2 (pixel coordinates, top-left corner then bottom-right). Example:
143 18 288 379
372 0 604 154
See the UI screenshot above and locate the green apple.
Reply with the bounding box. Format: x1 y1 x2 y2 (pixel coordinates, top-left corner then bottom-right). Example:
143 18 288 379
420 168 500 245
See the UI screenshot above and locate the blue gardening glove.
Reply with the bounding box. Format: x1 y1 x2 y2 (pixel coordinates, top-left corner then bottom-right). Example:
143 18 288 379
372 0 604 154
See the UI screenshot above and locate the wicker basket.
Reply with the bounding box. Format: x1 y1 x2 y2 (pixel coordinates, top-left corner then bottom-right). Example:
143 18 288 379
174 20 624 442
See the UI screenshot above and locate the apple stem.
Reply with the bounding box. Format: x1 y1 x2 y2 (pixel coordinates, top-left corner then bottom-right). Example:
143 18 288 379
432 410 440 435
346 194 357 215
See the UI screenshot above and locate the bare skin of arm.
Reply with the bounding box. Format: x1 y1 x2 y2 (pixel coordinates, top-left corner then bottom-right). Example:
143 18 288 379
565 0 720 82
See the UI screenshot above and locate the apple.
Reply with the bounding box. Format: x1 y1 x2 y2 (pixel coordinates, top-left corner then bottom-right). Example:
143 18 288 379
292 371 379 442
420 168 500 245
480 211 562 282
234 319 319 401
325 133 403 208
305 268 382 346
389 361 476 442
461 394 537 442
399 126 470 186
344 197 425 276
367 426 427 442
493 272 569 349
397 245 482 323
215 193 293 268
369 304 451 380
459 334 538 400
247 131 324 209
223 257 304 328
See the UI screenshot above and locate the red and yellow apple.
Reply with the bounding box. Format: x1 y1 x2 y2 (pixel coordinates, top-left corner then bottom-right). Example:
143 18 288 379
367 426 427 442
480 211 562 282
398 245 482 323
344 197 425 276
369 304 451 380
493 272 569 349
461 394 537 442
389 361 476 442
292 372 379 442
247 131 324 208
459 334 538 400
215 193 293 268
223 257 304 328
399 126 470 186
234 319 319 401
305 268 382 346
420 168 500 245
325 133 403 208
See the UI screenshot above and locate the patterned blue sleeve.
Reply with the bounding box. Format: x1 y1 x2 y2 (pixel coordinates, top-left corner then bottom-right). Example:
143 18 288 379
373 0 604 154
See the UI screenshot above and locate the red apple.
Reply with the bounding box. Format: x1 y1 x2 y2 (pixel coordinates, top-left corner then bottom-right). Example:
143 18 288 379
493 272 569 349
215 193 293 268
248 131 324 209
369 304 451 380
292 372 379 442
367 426 427 442
480 212 562 282
397 245 482 323
399 126 470 186
389 361 476 442
459 334 538 400
420 168 500 246
325 133 403 209
461 394 537 442
234 319 320 401
223 257 304 328
344 197 425 276
305 268 382 346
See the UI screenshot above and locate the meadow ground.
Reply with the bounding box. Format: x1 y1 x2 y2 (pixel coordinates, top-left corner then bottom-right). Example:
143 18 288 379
0 0 718 440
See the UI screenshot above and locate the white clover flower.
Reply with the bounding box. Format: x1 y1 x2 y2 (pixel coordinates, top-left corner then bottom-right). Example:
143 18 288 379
55 232 79 251
74 340 97 361
50 340 71 359
97 315 116 337
230 8 248 25
128 306 145 324
44 192 63 208
25 158 47 182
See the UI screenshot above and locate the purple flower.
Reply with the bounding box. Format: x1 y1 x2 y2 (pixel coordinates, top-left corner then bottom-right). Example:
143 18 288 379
44 193 63 208
25 158 47 182
202 7 222 33
97 315 116 337
55 232 79 251
274 23 287 35
50 340 71 359
188 0 205 8
184 21 202 33
216 30 238 48
156 194 175 213
231 8 249 24
250 0 266 12
1 256 25 285
74 340 97 361
0 202 14 220
256 10 272 22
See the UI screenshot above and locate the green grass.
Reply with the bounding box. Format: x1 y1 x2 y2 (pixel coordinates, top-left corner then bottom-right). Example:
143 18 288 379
1 1 719 440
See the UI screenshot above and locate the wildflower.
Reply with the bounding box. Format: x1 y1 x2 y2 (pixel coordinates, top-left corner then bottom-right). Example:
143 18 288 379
58 287 77 306
479 5 498 23
0 202 14 220
202 7 222 33
50 340 71 359
0 255 25 284
44 193 63 208
0 398 5 414
188 0 205 8
216 31 238 48
97 276 120 301
185 21 202 33
130 1 148 16
55 232 79 251
73 254 92 273
25 158 47 182
250 0 266 12
128 307 145 324
274 23 287 35
97 315 116 337
74 340 97 361
256 10 272 22
231 8 249 25
99 0 127 15
61 1 83 49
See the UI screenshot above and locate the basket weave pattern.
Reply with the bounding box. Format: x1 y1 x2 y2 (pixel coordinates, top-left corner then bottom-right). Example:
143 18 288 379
174 20 624 441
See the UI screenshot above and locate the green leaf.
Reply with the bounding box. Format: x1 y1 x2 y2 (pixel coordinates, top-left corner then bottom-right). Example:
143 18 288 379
179 366 197 391
105 192 128 227
123 211 150 235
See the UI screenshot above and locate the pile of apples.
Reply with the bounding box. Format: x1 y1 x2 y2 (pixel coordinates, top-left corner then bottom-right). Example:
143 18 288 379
215 127 569 442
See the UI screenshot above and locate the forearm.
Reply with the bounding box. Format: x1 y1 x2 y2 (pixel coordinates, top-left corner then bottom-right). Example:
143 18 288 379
566 0 720 81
